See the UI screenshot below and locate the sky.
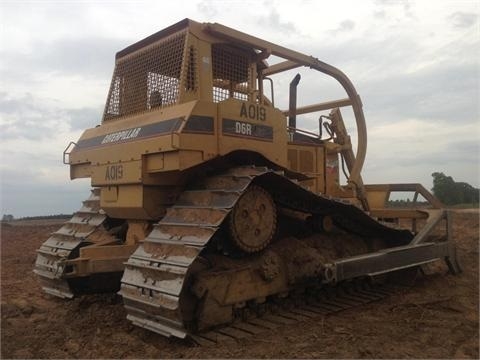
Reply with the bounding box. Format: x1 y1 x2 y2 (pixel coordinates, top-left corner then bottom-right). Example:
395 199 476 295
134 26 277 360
0 0 479 217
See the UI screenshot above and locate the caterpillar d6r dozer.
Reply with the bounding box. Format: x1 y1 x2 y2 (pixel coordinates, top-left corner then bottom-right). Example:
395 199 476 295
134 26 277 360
34 19 460 341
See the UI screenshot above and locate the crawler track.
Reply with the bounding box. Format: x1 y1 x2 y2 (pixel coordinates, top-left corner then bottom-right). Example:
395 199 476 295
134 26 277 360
190 280 391 346
34 189 107 298
119 166 413 338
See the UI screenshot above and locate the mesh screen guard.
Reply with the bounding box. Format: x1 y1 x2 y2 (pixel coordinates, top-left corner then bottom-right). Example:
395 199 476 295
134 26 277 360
103 30 196 121
212 44 251 103
102 31 256 122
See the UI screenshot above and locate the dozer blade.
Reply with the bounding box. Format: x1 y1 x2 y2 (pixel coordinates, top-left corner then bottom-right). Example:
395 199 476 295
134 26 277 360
34 188 107 298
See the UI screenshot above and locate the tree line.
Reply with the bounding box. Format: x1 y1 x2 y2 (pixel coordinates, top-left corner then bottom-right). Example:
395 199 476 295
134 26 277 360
431 172 479 206
1 214 73 222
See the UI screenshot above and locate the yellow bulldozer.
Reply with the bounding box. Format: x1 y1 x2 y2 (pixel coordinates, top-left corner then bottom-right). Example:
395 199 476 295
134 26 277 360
34 19 460 341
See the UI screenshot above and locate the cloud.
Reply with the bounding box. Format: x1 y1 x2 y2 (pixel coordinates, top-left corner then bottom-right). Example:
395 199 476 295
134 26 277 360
362 62 479 124
365 118 479 186
0 92 94 217
0 36 125 79
373 0 416 19
0 92 101 140
0 165 90 217
255 8 298 34
67 107 103 130
0 92 66 140
330 19 356 34
196 0 218 18
0 33 123 110
374 10 386 19
448 12 479 29
285 16 479 127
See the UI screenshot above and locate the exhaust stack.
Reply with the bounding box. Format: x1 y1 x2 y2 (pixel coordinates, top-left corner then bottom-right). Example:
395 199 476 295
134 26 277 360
289 73 301 129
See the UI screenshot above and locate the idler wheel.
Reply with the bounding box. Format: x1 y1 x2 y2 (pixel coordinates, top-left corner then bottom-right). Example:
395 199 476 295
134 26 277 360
229 185 276 253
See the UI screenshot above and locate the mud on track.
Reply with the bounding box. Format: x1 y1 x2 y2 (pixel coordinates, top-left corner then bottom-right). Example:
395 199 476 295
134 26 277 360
1 211 478 358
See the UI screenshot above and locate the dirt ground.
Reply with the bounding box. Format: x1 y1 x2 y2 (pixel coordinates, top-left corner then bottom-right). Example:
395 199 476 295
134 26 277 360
1 211 478 359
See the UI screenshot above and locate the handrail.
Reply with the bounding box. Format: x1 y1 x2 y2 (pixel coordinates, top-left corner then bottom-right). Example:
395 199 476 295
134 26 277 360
364 183 444 209
286 126 320 139
282 98 353 116
63 141 77 164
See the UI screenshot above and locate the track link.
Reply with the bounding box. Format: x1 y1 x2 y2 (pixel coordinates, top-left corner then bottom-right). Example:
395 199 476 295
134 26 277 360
190 280 391 346
119 166 414 338
34 189 107 298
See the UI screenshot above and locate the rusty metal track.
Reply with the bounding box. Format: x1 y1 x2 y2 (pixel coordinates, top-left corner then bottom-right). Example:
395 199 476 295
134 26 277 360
34 189 107 298
190 280 391 346
119 166 414 338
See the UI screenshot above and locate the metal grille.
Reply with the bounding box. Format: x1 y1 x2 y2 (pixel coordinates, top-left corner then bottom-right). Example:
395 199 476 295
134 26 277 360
103 31 191 121
212 44 250 103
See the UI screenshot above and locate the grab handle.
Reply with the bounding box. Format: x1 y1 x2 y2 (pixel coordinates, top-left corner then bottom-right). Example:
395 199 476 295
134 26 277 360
63 141 77 164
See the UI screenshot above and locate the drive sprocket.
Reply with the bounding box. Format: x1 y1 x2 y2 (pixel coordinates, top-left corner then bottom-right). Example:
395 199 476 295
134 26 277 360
228 185 277 253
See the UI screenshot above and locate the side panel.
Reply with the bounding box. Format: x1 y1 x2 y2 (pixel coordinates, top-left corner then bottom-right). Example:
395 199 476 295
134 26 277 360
69 101 198 167
287 143 325 194
100 184 179 219
217 99 288 167
176 100 218 167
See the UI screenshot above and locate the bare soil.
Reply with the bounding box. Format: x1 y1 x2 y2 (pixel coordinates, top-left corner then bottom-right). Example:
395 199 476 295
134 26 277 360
1 211 478 359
